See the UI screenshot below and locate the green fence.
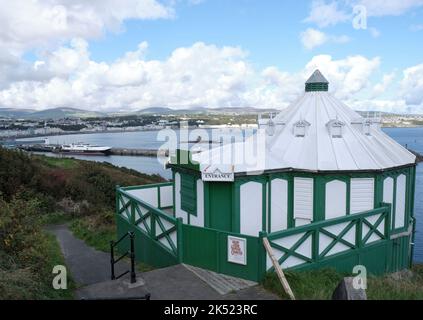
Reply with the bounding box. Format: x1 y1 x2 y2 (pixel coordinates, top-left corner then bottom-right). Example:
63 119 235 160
117 184 410 281
264 203 392 275
181 224 265 282
116 184 182 268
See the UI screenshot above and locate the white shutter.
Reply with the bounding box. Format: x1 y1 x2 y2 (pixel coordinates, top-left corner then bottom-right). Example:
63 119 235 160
325 180 347 219
395 174 406 229
294 178 313 221
383 177 394 225
350 178 374 214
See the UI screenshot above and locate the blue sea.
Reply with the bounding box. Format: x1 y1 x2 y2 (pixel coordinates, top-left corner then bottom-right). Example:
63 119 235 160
29 127 423 262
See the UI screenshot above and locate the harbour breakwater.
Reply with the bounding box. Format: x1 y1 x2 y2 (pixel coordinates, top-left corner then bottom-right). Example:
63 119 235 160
14 143 423 163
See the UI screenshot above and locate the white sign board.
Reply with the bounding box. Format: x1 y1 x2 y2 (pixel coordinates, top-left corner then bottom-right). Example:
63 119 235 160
201 169 234 182
227 236 247 265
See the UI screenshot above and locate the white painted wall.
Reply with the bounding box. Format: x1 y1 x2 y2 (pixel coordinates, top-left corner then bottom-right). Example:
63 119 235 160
270 178 288 232
294 177 313 226
350 178 374 214
395 174 406 229
383 177 394 226
159 185 173 208
325 180 347 219
127 188 158 207
174 173 188 223
240 181 263 236
190 179 204 227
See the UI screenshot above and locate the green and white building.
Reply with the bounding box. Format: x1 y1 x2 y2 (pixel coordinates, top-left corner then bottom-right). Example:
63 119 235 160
116 70 417 281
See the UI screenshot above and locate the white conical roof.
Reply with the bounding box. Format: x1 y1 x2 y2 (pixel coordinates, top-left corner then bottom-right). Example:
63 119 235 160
193 71 416 174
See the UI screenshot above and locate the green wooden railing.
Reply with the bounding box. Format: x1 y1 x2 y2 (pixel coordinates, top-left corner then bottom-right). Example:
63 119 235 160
263 203 392 271
116 184 182 260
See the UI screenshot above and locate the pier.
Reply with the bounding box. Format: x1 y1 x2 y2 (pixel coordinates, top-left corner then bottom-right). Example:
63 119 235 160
5 142 423 162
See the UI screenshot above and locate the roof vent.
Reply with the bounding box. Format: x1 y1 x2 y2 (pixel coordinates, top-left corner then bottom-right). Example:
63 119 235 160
326 119 345 138
305 69 329 92
363 119 372 136
293 119 311 137
258 114 285 136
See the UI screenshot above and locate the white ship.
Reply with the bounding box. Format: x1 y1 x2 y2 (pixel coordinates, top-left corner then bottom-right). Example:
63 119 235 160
59 143 112 155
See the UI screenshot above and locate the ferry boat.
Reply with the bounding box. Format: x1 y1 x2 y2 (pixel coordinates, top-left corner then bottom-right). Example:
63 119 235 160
59 143 112 156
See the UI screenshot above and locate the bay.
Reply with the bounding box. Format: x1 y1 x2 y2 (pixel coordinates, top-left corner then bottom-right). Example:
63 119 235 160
32 127 423 262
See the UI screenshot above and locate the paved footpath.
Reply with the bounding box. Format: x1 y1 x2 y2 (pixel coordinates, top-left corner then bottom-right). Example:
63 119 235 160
49 224 279 300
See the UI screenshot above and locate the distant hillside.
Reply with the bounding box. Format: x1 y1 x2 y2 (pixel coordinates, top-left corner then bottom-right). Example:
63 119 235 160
0 108 36 118
134 106 281 115
136 107 174 114
26 108 106 120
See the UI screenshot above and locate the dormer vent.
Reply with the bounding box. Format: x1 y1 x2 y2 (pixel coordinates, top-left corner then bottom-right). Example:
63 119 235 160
326 119 345 138
293 119 311 137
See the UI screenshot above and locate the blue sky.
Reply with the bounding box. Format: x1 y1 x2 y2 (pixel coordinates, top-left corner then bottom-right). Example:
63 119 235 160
0 0 422 113
90 0 422 71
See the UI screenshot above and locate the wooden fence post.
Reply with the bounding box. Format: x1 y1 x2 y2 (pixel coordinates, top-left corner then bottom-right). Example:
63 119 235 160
262 237 296 300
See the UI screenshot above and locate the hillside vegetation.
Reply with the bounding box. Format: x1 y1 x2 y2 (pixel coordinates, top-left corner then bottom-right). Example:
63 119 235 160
0 147 163 299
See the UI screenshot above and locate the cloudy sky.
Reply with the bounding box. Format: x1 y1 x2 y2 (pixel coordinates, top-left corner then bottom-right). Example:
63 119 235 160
0 0 422 113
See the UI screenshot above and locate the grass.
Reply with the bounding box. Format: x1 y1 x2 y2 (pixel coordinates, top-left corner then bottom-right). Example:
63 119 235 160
262 265 423 300
37 156 79 169
0 232 76 300
69 214 155 272
41 232 77 299
39 211 74 226
69 215 116 253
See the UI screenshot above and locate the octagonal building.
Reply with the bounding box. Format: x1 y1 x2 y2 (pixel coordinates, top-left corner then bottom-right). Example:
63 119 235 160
116 70 417 281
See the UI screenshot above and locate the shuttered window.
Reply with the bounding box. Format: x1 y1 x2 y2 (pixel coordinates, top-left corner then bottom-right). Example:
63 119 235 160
180 173 197 216
350 178 374 214
294 177 314 221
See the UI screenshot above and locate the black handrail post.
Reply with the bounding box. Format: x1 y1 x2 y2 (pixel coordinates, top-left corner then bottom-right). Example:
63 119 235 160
129 232 136 284
110 240 116 280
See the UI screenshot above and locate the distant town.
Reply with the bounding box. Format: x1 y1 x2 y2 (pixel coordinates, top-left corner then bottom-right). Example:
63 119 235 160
0 106 422 139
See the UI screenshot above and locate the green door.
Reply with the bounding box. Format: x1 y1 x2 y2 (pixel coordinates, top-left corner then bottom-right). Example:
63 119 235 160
208 182 233 232
390 236 411 272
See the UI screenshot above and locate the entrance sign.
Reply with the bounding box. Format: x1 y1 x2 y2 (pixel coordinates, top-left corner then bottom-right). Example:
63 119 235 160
227 236 247 265
202 168 234 182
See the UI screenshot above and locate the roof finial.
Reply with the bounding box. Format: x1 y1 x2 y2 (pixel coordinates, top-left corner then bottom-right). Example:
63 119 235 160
305 70 329 92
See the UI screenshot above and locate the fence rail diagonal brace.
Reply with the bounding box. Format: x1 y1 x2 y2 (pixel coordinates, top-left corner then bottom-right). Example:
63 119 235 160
263 237 296 300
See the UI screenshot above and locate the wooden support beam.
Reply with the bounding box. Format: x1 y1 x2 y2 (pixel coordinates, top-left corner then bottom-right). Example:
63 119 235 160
263 237 296 300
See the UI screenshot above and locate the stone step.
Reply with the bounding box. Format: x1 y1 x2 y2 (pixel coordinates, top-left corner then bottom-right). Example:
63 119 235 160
76 276 149 300
183 264 257 295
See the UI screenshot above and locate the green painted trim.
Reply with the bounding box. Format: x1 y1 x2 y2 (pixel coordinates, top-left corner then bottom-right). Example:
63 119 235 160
288 175 294 228
262 181 267 232
233 181 241 233
268 205 388 240
305 82 329 92
204 182 211 228
267 176 272 233
122 182 173 191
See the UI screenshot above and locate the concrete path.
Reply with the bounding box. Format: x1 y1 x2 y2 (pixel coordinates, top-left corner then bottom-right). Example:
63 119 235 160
47 224 128 286
49 224 279 300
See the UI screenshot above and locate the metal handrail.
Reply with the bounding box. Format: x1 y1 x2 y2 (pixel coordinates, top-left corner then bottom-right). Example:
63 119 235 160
110 231 136 284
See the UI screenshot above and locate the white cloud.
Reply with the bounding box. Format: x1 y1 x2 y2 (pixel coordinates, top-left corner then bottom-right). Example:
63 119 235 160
369 27 381 38
300 28 350 50
304 0 423 29
303 54 380 99
304 1 350 28
300 28 328 50
0 41 387 112
373 72 395 96
0 0 173 54
410 24 423 31
400 63 423 106
356 0 423 17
